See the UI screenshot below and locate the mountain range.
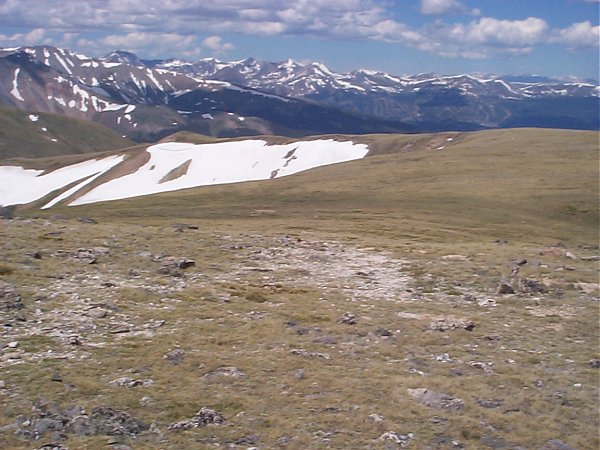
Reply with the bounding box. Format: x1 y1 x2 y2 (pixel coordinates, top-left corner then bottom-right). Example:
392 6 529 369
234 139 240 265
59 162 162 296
0 45 598 142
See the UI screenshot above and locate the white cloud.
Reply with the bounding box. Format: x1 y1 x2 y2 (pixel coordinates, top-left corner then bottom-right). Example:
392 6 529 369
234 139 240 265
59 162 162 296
202 35 235 53
552 21 600 49
447 17 548 47
0 27 46 47
421 0 467 15
98 32 203 58
0 0 597 62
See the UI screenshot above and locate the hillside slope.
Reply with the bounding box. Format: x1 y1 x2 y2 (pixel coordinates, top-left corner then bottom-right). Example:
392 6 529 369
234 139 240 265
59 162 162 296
21 127 599 244
0 106 133 159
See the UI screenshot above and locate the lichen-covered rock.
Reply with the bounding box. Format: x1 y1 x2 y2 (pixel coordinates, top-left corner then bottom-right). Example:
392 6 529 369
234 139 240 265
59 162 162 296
168 408 225 430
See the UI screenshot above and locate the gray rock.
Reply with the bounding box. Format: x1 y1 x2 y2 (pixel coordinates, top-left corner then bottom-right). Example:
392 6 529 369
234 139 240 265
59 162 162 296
164 348 185 365
51 373 63 382
87 406 149 436
201 366 246 382
0 205 15 219
0 281 23 311
78 216 98 224
429 318 475 332
168 408 225 430
589 359 600 368
338 312 357 325
539 439 576 450
33 418 64 436
290 348 331 359
480 435 508 449
497 282 515 295
378 431 414 448
518 278 547 294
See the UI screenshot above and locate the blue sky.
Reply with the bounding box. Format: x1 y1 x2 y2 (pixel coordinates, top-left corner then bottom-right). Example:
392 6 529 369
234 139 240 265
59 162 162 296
0 0 598 80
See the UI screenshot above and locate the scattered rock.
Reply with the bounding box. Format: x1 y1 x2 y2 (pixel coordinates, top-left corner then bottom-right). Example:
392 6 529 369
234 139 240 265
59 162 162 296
164 348 185 365
573 282 599 294
540 247 567 258
565 251 577 260
378 431 414 447
441 254 468 261
497 282 515 295
429 317 475 332
480 435 508 449
108 325 130 334
51 373 63 382
88 308 107 319
109 377 153 388
580 255 600 261
517 278 546 294
338 312 357 325
78 216 98 224
168 408 225 430
375 328 394 337
1 281 23 311
84 406 149 436
477 298 497 307
16 400 148 439
407 388 464 410
477 399 503 409
290 348 331 360
54 247 109 264
36 444 69 450
294 369 305 380
313 335 338 345
172 223 198 232
368 413 385 423
201 366 246 382
588 359 600 368
434 353 452 363
539 439 576 450
157 257 195 276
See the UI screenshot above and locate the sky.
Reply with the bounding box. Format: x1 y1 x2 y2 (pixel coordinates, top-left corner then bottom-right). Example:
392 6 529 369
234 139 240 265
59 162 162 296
0 0 598 80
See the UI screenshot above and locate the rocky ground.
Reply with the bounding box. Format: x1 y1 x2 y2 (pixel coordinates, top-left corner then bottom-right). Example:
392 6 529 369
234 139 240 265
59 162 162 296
0 216 598 449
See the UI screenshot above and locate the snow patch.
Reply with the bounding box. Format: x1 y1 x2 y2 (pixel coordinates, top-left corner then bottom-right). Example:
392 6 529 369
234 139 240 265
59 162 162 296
11 69 24 101
28 114 39 122
70 139 368 206
0 156 124 206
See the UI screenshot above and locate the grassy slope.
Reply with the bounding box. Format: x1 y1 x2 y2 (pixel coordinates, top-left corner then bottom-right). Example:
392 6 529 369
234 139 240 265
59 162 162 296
2 128 598 449
47 128 598 246
0 106 134 160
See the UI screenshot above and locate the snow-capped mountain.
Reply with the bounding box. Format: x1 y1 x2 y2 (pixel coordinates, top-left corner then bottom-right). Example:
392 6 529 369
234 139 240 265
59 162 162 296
0 45 597 142
0 46 412 141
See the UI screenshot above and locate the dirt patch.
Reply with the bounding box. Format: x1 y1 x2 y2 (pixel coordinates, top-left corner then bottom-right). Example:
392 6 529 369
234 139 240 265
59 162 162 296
159 159 192 184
